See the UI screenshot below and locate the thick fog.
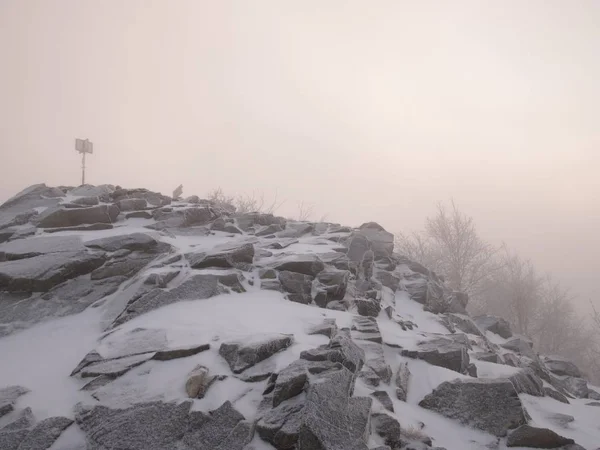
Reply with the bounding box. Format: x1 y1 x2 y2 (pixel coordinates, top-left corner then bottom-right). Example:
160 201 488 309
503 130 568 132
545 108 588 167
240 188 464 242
1 1 598 310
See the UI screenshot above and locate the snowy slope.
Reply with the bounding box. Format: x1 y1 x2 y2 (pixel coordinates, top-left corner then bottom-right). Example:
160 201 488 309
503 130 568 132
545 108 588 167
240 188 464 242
0 184 598 450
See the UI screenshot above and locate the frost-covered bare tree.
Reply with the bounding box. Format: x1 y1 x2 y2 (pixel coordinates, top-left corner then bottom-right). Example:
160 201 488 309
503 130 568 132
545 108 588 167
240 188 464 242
395 201 500 303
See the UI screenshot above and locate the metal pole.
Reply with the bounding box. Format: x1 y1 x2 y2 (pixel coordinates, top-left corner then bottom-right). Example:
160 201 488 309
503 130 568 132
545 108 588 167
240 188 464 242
82 151 86 185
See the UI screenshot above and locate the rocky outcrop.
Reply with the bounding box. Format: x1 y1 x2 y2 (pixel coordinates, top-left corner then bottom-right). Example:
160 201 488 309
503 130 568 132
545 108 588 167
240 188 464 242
37 204 120 228
187 243 254 270
113 272 245 326
0 251 106 292
219 334 293 373
506 425 574 448
544 357 583 378
395 362 410 401
473 315 513 339
419 378 527 437
509 369 545 396
0 386 29 419
270 254 325 277
401 336 470 374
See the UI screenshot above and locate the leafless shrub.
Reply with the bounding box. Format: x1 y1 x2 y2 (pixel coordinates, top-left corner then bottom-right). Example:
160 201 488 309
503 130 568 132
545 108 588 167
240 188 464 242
297 201 314 221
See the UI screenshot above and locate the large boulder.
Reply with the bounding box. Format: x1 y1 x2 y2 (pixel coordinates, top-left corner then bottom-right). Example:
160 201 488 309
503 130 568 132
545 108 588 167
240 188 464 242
0 184 64 229
0 251 106 292
0 386 29 419
316 269 350 301
85 233 158 252
346 234 371 263
270 254 325 277
445 314 483 337
112 273 245 326
235 213 286 232
544 357 583 378
509 369 545 396
559 376 589 398
111 187 171 207
0 235 84 261
279 271 313 304
37 204 120 228
182 401 253 450
75 401 191 450
11 416 73 450
501 337 536 359
219 334 293 373
506 425 574 448
401 337 470 374
0 276 123 337
473 315 513 339
297 368 371 450
187 243 254 270
356 222 394 259
418 378 527 437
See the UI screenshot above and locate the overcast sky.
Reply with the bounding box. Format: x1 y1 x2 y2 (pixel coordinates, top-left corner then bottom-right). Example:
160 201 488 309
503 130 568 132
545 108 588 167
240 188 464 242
1 0 598 309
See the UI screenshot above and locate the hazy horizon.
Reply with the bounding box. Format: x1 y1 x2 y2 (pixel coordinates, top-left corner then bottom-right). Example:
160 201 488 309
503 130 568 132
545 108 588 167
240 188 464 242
1 1 598 311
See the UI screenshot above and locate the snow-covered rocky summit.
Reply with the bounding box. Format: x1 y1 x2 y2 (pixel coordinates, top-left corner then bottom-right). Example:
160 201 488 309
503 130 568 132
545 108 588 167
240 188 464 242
0 183 598 450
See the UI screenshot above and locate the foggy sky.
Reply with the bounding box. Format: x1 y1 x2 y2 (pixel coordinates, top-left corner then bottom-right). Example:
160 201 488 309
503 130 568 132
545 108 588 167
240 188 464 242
1 1 598 310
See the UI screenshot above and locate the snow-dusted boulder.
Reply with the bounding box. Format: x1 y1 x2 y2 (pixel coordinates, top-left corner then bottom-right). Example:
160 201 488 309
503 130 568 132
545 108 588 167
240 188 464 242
37 204 119 228
219 334 293 374
506 424 575 448
474 315 513 339
419 378 527 437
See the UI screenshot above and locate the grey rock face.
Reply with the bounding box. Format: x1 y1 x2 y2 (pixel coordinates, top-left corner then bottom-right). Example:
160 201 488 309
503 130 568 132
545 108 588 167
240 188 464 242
0 236 83 261
278 271 313 296
0 184 64 229
271 254 325 277
0 386 29 419
91 252 155 280
355 298 381 317
544 387 570 404
271 361 310 407
256 224 284 237
501 337 536 358
316 269 350 301
2 407 35 431
509 369 545 396
356 222 394 259
219 334 293 373
506 425 574 448
371 413 402 449
15 416 73 450
113 273 244 326
472 352 502 363
75 401 192 450
125 211 153 219
298 368 372 450
256 401 304 449
445 314 484 336
112 188 171 207
187 243 254 270
474 315 513 339
153 343 210 361
0 251 105 292
71 196 99 206
328 330 366 374
544 357 582 378
306 319 338 338
43 223 114 233
85 233 157 252
236 213 286 232
37 205 119 228
559 376 588 398
183 402 253 450
116 198 147 211
375 270 401 292
80 352 155 378
401 337 470 374
358 341 391 385
371 391 395 413
395 362 410 401
418 378 527 437
351 316 382 343
0 276 123 337
0 429 29 450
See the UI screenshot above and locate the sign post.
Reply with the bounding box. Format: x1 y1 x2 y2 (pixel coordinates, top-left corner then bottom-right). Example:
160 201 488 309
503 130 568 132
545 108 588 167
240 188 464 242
75 138 93 185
